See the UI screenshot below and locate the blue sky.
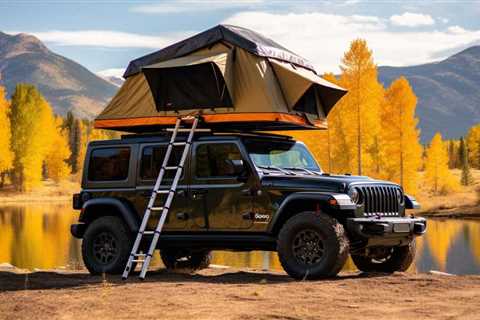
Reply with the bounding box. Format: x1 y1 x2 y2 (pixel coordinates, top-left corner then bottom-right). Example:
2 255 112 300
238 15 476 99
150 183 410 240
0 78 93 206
2 1 480 77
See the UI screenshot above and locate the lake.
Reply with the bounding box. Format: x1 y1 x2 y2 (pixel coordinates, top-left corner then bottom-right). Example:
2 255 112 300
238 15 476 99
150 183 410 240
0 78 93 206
0 203 479 274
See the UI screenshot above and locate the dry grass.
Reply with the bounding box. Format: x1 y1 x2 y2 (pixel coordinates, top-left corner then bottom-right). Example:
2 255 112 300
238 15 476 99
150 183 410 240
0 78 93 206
416 169 480 218
0 179 80 204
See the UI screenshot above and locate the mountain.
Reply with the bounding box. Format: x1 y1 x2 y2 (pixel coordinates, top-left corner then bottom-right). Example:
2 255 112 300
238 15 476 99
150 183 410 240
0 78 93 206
100 75 124 87
96 69 125 88
378 46 480 143
0 31 117 119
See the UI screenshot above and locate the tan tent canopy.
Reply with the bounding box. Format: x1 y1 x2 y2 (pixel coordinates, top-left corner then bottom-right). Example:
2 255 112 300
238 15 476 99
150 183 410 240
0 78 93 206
95 25 347 132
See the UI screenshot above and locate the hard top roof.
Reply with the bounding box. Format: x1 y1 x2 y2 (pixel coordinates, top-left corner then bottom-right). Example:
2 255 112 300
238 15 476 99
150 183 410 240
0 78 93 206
123 24 315 78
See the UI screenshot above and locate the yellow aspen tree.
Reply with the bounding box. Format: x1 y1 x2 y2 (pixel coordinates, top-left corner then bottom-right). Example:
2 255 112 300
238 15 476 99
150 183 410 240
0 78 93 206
76 120 88 174
45 117 71 183
380 77 422 194
424 133 459 194
339 39 383 176
9 84 55 191
466 124 480 168
322 73 351 174
0 86 13 186
289 130 330 171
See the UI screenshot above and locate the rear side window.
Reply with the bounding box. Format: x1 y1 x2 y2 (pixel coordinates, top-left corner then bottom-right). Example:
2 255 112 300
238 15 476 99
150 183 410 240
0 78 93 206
140 145 184 180
196 143 242 178
88 148 130 181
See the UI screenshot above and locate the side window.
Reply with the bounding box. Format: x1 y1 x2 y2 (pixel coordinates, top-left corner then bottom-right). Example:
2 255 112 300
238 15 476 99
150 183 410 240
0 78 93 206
140 145 183 180
88 148 130 181
196 143 242 178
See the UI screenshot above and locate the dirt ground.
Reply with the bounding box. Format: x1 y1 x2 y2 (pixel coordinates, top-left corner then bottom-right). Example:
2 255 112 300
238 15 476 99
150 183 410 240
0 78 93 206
1 266 479 320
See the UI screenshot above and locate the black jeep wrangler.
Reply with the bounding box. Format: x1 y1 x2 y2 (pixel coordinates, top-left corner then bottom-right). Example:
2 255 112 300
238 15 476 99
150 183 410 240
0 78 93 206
71 132 426 279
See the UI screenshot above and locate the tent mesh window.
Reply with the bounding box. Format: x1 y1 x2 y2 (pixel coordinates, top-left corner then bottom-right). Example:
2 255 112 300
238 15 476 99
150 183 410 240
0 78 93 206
143 63 233 111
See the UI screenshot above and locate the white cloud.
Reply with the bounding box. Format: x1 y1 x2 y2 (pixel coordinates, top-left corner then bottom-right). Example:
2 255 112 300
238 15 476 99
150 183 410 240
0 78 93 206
131 0 263 14
440 17 449 24
96 68 125 78
9 30 190 49
223 11 480 72
390 12 435 27
447 25 467 34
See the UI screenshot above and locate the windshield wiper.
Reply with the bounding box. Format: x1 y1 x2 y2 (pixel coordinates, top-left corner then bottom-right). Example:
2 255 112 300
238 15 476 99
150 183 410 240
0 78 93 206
282 167 320 175
256 165 295 175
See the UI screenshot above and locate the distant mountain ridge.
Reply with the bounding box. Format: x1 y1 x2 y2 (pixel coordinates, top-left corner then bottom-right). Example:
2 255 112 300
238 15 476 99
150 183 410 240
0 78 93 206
0 31 117 119
378 46 480 143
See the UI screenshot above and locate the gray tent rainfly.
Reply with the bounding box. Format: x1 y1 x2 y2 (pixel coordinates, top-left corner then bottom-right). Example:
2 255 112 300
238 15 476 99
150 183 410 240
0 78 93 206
95 24 347 132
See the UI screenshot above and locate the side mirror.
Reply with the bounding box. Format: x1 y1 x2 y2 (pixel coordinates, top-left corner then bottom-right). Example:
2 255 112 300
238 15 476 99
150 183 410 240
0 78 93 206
224 159 245 176
225 159 245 178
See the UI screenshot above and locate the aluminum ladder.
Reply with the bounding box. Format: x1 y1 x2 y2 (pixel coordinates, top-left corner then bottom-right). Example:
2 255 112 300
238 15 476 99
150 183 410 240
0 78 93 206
122 115 206 280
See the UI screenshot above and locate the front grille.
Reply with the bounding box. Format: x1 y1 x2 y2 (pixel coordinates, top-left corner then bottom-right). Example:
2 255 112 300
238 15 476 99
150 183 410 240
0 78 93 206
357 185 401 216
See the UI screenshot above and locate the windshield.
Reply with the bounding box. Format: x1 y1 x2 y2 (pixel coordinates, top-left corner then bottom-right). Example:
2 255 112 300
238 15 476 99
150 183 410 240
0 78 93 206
244 139 321 172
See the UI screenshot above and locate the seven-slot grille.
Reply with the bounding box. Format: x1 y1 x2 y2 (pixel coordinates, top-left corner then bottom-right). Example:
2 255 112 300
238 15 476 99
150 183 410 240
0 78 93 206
357 185 401 216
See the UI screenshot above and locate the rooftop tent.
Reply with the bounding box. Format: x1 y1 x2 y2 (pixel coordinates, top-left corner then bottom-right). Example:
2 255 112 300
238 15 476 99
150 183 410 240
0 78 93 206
95 24 347 132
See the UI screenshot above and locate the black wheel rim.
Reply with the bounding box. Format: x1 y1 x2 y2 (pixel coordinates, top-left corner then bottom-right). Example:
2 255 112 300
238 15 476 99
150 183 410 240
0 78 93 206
92 231 118 265
292 229 325 265
370 247 394 264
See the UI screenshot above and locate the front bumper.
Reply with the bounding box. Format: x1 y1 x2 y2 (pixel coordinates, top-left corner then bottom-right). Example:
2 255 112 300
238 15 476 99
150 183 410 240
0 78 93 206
346 216 427 238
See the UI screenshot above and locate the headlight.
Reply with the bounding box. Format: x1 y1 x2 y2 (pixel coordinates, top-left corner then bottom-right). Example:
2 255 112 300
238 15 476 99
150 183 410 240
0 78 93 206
348 187 361 204
395 189 404 204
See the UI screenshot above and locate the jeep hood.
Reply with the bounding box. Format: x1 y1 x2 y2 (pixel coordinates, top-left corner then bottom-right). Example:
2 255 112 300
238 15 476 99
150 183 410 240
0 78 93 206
259 173 397 193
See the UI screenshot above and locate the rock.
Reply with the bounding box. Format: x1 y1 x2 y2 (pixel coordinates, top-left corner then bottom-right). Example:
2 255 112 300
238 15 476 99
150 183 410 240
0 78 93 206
209 264 230 269
429 270 455 276
0 262 15 269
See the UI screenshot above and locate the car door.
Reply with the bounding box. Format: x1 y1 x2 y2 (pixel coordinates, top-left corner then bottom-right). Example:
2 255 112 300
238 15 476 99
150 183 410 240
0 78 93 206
135 143 201 231
190 140 255 230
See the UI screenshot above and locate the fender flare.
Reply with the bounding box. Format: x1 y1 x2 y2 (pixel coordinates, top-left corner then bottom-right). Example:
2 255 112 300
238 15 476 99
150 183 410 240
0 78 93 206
268 192 355 233
80 198 140 232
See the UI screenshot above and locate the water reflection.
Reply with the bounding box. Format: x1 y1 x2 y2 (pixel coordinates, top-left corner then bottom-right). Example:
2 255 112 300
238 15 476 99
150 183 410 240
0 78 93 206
0 203 479 274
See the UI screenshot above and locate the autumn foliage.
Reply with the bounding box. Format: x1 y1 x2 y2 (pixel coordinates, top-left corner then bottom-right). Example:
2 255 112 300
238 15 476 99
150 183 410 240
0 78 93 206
0 87 13 185
0 82 116 192
424 133 459 194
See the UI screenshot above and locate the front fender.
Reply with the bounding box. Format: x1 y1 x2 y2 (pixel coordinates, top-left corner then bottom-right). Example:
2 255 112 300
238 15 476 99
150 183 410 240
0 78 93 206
268 192 355 233
80 198 140 232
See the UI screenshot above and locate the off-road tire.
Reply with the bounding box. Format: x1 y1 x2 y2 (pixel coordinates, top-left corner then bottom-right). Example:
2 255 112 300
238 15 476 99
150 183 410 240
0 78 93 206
351 240 416 273
160 249 212 271
82 216 134 275
277 212 349 280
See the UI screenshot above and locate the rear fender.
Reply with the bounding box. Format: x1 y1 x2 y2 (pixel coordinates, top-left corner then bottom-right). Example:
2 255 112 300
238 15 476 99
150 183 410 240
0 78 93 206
79 198 140 232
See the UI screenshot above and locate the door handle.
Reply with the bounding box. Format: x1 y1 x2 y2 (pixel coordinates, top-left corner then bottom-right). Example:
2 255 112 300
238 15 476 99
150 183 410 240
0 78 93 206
192 189 207 199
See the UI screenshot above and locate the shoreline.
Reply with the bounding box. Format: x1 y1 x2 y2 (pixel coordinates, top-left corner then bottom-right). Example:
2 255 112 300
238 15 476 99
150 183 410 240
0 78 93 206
418 211 480 219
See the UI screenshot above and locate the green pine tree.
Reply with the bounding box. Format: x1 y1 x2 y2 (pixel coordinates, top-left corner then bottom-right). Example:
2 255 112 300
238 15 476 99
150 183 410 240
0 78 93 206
460 137 473 186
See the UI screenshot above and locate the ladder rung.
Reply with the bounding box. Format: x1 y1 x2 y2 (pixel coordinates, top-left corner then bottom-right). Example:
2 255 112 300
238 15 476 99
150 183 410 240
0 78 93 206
156 190 173 194
166 128 210 132
134 253 146 257
164 166 179 170
172 142 187 146
150 206 164 211
132 259 145 263
142 231 155 235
